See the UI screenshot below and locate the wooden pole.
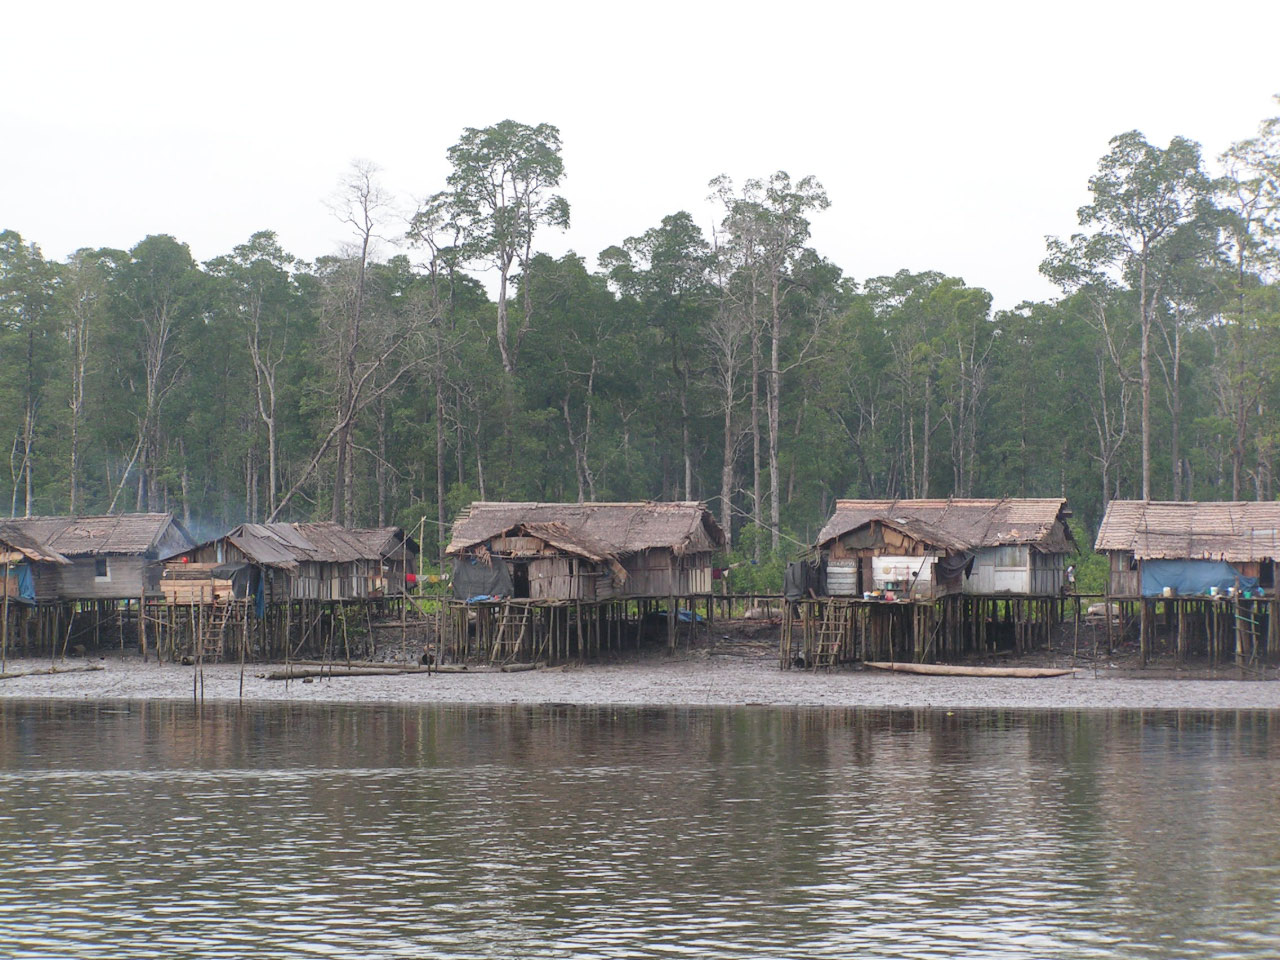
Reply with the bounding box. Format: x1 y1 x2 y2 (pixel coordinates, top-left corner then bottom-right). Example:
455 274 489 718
667 594 676 653
139 591 148 662
1 560 10 674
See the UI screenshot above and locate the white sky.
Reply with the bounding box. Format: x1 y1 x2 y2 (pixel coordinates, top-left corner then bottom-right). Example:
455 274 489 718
4 0 1279 311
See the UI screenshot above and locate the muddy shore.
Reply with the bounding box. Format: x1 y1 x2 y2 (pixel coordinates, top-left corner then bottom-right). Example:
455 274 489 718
1 653 1278 710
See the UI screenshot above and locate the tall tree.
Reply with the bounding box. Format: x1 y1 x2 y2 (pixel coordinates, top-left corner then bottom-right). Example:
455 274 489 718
432 120 569 374
206 231 302 519
1044 131 1215 499
757 173 830 551
600 211 714 500
0 231 60 516
105 235 202 513
326 161 388 523
58 249 115 514
1217 105 1280 496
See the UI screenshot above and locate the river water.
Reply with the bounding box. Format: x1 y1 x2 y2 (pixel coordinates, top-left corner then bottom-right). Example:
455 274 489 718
0 701 1276 958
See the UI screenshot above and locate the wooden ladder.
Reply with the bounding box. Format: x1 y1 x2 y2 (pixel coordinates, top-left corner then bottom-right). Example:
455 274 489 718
811 604 845 669
489 603 533 664
203 599 245 661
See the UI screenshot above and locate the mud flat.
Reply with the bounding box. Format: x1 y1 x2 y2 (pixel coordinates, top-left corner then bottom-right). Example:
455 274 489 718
0 655 1278 710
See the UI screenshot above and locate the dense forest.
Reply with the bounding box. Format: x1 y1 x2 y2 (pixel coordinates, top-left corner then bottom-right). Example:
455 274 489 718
3 108 1279 583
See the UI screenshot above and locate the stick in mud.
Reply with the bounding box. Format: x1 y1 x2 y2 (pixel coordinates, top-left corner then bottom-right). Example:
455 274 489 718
0 665 105 681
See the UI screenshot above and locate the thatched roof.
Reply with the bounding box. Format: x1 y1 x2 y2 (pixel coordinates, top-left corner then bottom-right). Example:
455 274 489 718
0 524 69 565
4 514 192 558
518 522 616 563
199 522 417 571
1094 501 1280 562
817 499 1075 553
446 501 725 559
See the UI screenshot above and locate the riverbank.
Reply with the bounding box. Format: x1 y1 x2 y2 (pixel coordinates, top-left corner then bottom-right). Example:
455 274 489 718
1 654 1278 710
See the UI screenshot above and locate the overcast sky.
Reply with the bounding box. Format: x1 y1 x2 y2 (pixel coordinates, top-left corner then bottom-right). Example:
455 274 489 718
5 0 1279 311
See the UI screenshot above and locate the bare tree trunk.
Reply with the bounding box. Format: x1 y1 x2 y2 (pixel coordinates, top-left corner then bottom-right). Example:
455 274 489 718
721 402 734 542
332 423 349 523
681 374 692 500
1139 260 1152 500
1170 373 1182 499
436 375 446 566
750 323 761 561
1232 321 1246 499
376 400 387 527
245 452 254 522
496 266 514 374
180 450 191 529
767 277 781 554
921 378 931 498
344 433 356 525
66 267 94 515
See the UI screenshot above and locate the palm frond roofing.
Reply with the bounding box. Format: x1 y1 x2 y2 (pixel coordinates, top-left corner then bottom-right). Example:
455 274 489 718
211 522 417 570
445 501 726 559
1094 501 1280 561
0 524 69 564
817 499 1074 553
3 514 191 558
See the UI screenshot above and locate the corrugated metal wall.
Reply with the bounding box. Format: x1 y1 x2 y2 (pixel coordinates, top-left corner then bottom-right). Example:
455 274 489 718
964 546 1030 595
827 560 858 595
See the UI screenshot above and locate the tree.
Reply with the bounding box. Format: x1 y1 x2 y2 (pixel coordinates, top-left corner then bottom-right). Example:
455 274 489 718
58 249 116 514
1217 104 1280 496
1044 131 1215 499
600 211 714 500
105 235 202 513
429 120 569 374
928 279 995 497
206 231 302 519
0 231 60 515
523 254 623 501
270 164 426 523
406 200 470 562
711 172 831 552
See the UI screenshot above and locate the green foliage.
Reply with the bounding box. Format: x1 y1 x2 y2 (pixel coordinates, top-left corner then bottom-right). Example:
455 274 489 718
715 525 786 593
1066 517 1108 595
2 105 1280 591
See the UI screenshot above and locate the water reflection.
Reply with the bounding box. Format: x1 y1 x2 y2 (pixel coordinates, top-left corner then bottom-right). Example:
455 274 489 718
0 702 1276 958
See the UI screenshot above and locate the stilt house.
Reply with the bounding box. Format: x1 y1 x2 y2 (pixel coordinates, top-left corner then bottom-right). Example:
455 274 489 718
813 498 1075 599
2 514 194 601
1095 501 1280 598
164 522 419 605
0 525 69 604
445 501 725 601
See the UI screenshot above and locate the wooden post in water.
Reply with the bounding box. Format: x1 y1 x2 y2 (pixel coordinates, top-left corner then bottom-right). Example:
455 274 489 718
667 594 676 653
1140 599 1149 667
1234 594 1244 671
1269 597 1278 662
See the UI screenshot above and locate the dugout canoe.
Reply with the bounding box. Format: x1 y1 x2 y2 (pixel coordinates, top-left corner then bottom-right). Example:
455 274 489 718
863 661 1075 678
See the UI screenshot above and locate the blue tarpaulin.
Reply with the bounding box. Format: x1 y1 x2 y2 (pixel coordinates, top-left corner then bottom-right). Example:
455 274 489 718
1140 559 1259 598
16 563 35 604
